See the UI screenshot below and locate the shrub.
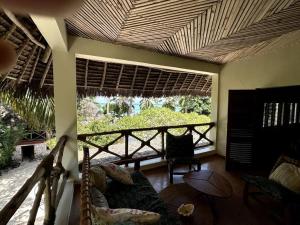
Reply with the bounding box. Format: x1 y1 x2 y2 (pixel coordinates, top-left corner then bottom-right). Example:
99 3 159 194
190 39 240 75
0 120 25 169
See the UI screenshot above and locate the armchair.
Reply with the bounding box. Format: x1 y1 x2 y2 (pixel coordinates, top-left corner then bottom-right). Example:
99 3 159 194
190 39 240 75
166 133 201 184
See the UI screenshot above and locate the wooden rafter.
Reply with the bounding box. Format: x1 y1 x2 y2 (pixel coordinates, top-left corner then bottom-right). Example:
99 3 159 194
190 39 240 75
3 24 16 40
40 56 52 88
84 60 89 90
153 71 163 92
200 77 211 92
17 44 38 84
2 38 30 81
163 73 172 92
179 73 189 91
143 68 151 92
29 48 42 84
116 64 124 89
100 62 107 90
171 73 181 92
187 74 198 90
131 66 138 91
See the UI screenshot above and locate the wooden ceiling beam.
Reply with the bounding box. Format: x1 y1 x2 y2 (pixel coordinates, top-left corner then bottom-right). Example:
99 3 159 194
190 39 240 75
171 73 182 92
70 36 220 76
31 16 68 51
163 72 172 92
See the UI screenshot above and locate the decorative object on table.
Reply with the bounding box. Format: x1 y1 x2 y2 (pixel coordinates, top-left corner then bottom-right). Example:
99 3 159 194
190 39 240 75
166 133 201 184
177 203 194 217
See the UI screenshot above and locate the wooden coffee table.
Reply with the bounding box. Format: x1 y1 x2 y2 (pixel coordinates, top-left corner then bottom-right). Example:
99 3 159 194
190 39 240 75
183 170 233 224
159 183 213 225
183 170 233 199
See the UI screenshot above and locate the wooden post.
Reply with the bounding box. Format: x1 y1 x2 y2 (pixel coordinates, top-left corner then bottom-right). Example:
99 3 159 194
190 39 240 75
125 132 129 167
161 130 165 159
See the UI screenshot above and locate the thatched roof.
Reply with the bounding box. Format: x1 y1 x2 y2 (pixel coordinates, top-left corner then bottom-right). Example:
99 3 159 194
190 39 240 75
66 0 300 64
0 12 211 97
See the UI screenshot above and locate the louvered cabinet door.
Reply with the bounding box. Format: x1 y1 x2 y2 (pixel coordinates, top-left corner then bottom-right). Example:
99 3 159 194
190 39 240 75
226 90 256 170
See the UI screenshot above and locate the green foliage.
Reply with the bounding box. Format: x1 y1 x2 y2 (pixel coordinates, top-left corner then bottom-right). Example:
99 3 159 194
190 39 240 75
179 96 211 115
0 120 25 169
78 107 210 147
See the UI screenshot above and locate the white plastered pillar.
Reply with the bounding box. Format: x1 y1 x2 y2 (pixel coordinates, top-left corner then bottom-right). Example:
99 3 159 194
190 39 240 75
52 50 78 225
209 74 219 151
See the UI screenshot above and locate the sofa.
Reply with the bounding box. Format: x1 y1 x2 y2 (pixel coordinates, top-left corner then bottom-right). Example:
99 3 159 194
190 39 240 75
80 148 181 225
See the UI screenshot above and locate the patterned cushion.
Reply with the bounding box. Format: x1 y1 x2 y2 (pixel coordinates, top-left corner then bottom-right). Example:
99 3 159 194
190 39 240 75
269 163 300 194
100 163 133 185
89 166 107 192
105 172 181 225
90 186 109 208
91 206 160 225
271 155 300 173
242 175 299 201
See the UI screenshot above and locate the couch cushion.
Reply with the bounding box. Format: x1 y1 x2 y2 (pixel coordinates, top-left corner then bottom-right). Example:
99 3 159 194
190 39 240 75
89 166 107 192
101 163 134 185
104 171 181 225
91 206 160 225
269 163 300 194
242 175 300 201
90 186 109 208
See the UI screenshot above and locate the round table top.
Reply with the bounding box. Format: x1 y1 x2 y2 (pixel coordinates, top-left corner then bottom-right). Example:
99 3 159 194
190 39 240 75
183 170 233 199
159 183 213 225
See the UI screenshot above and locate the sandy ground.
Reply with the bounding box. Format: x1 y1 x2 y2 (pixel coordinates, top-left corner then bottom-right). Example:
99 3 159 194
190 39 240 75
0 144 48 225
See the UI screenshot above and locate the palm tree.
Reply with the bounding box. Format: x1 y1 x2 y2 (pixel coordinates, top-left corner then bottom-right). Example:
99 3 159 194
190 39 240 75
140 98 154 111
0 90 55 130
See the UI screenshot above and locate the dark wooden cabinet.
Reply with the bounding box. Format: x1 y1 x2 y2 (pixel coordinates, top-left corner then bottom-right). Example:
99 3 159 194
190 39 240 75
226 86 300 171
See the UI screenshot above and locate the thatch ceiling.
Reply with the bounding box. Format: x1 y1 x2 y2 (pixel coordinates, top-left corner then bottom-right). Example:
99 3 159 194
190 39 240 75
0 12 211 97
66 0 300 63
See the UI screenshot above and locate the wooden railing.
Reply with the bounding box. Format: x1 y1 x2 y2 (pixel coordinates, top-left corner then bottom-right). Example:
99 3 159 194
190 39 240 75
78 122 215 166
0 136 69 225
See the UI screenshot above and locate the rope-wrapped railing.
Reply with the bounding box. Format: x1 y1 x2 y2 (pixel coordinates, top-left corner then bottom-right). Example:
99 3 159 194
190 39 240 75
80 147 92 225
0 135 69 225
78 122 215 168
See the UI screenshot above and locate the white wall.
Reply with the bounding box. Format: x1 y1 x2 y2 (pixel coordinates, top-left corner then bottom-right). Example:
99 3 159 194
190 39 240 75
217 38 300 156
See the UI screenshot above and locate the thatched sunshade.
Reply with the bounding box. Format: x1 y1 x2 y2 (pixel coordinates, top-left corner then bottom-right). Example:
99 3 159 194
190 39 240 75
0 12 211 98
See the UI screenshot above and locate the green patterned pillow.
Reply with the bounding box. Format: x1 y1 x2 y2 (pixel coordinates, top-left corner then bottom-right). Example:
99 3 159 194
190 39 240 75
91 206 160 225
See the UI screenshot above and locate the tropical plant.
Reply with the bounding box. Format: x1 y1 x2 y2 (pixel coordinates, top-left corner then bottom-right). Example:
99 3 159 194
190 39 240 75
0 119 25 169
162 97 177 111
0 90 55 130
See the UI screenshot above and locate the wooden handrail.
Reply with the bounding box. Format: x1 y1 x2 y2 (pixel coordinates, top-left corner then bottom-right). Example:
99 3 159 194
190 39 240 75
0 136 68 225
78 122 215 138
78 122 215 166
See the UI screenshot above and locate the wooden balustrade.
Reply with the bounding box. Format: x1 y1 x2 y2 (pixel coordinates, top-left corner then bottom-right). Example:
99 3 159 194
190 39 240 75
78 122 215 166
0 136 69 225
